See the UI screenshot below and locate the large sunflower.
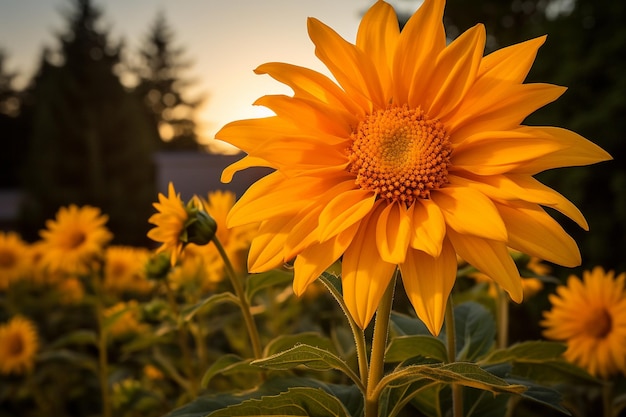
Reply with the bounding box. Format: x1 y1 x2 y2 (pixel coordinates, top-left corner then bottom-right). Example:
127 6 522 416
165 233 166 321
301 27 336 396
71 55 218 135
39 205 113 275
0 315 39 375
542 267 626 379
217 0 611 334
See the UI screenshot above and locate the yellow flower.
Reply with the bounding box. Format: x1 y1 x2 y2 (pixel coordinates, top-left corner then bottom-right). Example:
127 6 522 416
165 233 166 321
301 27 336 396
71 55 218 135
143 364 164 380
38 205 113 274
104 300 146 338
56 276 85 304
147 182 188 266
542 267 626 379
217 0 611 334
103 246 152 295
0 231 30 290
0 315 39 375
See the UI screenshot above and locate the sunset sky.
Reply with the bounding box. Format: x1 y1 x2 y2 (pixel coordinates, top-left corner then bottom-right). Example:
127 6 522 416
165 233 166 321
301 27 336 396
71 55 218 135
0 0 421 152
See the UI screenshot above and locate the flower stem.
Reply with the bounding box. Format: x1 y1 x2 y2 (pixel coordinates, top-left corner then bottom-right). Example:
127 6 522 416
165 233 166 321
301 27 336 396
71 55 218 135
496 286 509 349
212 236 263 359
92 267 111 417
602 381 613 417
445 296 463 417
365 271 397 417
163 279 199 397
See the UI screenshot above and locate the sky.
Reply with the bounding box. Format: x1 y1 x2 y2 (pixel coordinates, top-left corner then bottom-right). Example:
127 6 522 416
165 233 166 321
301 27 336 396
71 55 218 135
0 0 422 152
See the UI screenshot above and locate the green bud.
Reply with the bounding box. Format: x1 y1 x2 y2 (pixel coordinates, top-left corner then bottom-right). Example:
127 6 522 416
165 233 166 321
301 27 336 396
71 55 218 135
145 252 172 281
183 199 217 246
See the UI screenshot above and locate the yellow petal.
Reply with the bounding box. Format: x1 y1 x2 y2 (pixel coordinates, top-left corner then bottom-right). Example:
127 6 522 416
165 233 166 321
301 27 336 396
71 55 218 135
394 0 446 105
293 222 359 295
427 24 486 118
375 201 411 264
496 201 581 267
451 130 564 175
342 202 397 328
511 126 612 173
478 35 546 83
356 0 399 101
318 188 376 241
446 83 566 138
308 16 384 110
248 219 290 272
399 239 457 335
430 186 507 241
447 228 523 303
254 95 353 137
221 155 274 184
408 199 446 257
448 173 588 230
255 62 363 117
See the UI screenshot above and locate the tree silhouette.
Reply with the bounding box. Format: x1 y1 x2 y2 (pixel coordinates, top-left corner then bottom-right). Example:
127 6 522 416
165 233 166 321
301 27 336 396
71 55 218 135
133 11 203 151
0 49 24 188
19 0 157 245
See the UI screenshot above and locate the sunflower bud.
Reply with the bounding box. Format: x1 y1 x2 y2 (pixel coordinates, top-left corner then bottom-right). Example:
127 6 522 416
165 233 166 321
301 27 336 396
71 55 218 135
183 198 217 246
145 252 171 281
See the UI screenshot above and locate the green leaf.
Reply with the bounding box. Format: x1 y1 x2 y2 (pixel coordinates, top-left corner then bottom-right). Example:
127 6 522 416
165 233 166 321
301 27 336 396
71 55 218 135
380 362 526 395
385 335 448 364
207 387 351 417
37 349 99 374
264 332 337 357
201 354 257 388
165 377 362 417
181 292 240 322
245 269 294 301
446 301 496 362
49 329 97 349
389 311 431 337
480 341 599 385
252 344 363 391
379 380 440 417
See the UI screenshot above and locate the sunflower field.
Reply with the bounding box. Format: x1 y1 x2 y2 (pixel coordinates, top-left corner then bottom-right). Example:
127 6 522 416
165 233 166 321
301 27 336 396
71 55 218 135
1 1 625 417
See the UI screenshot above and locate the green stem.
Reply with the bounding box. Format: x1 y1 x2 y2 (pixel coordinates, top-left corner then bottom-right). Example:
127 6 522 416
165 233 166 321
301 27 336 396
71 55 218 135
496 286 509 349
603 381 613 417
445 296 463 417
164 280 199 397
212 236 263 359
365 271 397 417
93 269 111 417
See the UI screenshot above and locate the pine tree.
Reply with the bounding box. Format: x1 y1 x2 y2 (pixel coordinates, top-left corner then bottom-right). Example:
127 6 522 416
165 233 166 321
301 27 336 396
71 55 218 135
0 49 23 188
19 0 157 245
134 11 203 151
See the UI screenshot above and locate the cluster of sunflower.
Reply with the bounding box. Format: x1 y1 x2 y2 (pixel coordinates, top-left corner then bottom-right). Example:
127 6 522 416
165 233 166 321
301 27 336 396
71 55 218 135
0 189 260 417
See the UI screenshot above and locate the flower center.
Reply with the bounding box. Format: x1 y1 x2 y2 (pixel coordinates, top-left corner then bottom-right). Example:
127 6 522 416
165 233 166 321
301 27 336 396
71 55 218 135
0 249 16 268
584 307 612 339
348 105 451 204
7 334 24 356
65 230 87 249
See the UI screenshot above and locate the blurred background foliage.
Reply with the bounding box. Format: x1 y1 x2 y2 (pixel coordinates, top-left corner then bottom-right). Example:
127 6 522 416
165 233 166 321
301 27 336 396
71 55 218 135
0 0 624 271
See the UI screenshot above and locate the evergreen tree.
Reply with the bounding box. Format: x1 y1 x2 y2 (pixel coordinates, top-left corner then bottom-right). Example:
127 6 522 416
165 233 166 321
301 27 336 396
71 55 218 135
0 49 23 188
19 0 157 245
134 11 203 151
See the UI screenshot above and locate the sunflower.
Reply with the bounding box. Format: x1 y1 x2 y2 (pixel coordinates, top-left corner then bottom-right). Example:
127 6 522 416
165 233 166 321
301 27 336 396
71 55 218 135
104 300 147 338
0 231 30 290
103 246 152 295
542 267 626 379
38 205 113 275
0 315 39 375
147 182 188 266
217 0 611 334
